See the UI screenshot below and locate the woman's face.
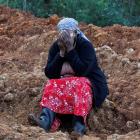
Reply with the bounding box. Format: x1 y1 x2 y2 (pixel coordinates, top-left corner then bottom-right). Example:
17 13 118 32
58 30 76 46
69 30 76 39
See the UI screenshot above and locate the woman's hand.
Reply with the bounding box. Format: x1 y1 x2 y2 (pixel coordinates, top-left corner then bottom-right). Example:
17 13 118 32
57 37 66 57
59 30 75 52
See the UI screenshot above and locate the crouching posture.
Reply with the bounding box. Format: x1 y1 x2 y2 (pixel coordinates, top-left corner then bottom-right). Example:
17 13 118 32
28 18 109 136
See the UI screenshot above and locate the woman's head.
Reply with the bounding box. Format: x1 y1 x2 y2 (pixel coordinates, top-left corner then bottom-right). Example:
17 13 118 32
57 18 90 42
57 18 78 47
57 18 79 32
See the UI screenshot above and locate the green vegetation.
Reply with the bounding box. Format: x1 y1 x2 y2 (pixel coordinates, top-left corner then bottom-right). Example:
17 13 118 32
0 0 140 26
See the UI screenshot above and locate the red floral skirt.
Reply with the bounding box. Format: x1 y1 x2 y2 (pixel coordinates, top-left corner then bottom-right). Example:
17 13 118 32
40 76 93 131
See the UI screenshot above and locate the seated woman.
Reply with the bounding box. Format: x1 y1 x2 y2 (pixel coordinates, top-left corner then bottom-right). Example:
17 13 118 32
28 18 109 135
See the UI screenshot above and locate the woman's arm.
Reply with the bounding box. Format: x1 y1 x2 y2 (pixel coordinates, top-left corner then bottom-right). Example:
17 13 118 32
65 41 97 76
44 42 64 79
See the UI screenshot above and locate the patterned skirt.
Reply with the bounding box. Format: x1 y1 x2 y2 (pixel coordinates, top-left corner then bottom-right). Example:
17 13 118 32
40 76 93 131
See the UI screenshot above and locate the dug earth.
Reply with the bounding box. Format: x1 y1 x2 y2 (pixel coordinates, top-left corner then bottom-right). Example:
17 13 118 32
0 6 140 140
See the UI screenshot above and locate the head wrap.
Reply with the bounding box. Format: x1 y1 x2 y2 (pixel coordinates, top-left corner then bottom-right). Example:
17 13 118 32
57 18 89 41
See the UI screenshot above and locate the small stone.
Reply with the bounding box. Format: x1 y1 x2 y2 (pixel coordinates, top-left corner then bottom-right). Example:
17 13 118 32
126 48 134 54
126 121 135 128
137 121 140 128
0 76 6 80
28 88 39 97
137 62 140 69
4 93 14 102
0 14 8 22
0 81 4 89
121 58 130 65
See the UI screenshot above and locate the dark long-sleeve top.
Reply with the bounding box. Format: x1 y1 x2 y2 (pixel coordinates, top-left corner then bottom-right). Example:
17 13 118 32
45 34 109 107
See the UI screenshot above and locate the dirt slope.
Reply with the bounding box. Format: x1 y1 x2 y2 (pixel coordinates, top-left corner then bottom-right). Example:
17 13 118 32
0 6 140 140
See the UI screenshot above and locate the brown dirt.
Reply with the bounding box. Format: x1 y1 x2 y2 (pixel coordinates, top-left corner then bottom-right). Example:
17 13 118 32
0 6 140 140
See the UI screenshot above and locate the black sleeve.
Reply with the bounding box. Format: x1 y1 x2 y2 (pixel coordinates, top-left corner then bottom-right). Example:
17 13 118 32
65 41 97 76
44 43 64 79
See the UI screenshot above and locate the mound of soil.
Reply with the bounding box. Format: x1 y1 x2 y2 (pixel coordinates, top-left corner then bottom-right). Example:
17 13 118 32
0 6 140 140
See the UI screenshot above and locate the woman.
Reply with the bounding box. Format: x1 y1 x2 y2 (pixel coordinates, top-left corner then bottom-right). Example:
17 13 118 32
28 18 109 135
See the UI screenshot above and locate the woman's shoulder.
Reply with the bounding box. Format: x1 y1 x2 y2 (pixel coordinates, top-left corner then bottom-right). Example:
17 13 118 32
77 34 94 48
49 40 59 52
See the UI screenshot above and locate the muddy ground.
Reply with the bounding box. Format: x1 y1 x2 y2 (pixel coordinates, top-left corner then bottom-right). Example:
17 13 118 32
0 6 140 140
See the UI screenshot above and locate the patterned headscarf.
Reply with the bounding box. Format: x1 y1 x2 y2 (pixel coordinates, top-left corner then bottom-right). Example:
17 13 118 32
57 18 89 41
